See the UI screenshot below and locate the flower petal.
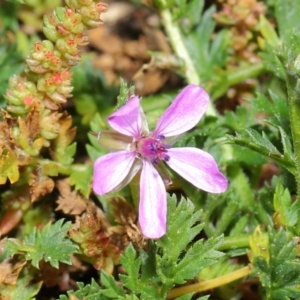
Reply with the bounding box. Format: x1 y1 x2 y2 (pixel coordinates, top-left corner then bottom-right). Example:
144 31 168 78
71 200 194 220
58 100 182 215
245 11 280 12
93 150 137 195
139 160 167 239
166 147 228 193
153 85 209 137
111 159 142 192
108 96 144 139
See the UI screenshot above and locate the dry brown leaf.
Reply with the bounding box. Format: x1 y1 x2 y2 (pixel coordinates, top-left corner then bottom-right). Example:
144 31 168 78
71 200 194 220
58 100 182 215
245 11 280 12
56 179 88 215
88 27 123 55
133 66 170 96
69 211 120 273
110 196 136 225
123 38 150 60
29 169 55 202
52 113 76 150
0 258 26 285
25 105 41 140
109 196 145 248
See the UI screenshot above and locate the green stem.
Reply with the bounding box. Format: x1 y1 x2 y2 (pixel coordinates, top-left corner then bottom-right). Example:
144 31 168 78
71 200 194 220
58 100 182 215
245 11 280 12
286 74 300 233
228 63 264 86
160 8 217 117
217 234 250 251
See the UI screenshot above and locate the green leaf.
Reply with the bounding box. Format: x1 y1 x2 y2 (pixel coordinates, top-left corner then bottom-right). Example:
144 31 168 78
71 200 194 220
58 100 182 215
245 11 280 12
278 127 294 167
61 142 76 165
182 4 230 90
222 105 256 131
251 91 290 132
74 94 98 125
156 197 223 287
259 15 280 47
119 244 158 298
252 228 300 300
119 244 142 291
69 164 93 198
226 128 296 174
175 0 204 30
273 182 298 229
100 271 126 298
259 44 286 80
72 56 118 112
59 279 103 300
6 219 78 269
274 0 300 42
87 113 110 161
0 147 20 184
0 30 23 108
115 78 135 110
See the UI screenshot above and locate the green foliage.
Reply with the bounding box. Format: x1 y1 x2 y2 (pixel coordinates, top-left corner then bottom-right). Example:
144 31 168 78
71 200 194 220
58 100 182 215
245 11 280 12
251 228 300 300
0 32 23 108
173 0 205 28
0 1 20 30
72 57 118 124
226 128 296 174
62 197 223 299
273 182 298 231
69 164 93 198
116 197 222 298
274 0 300 42
115 78 135 110
155 198 223 288
3 0 300 299
6 219 78 268
59 280 103 300
181 4 230 98
86 113 109 161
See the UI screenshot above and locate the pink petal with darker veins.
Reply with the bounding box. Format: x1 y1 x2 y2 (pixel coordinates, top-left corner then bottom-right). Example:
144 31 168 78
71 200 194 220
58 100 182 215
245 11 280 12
108 96 142 139
139 160 167 239
153 84 209 138
93 150 136 195
166 147 228 193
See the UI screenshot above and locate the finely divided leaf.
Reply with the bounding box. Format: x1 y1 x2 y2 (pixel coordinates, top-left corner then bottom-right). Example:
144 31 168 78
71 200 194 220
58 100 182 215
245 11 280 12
227 128 296 173
119 244 158 298
7 219 78 269
100 271 126 298
156 197 223 286
69 165 93 198
119 244 142 292
252 228 300 300
59 279 102 300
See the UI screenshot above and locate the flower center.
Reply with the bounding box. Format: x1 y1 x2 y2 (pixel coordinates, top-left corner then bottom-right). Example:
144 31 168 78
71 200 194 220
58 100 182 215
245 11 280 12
137 135 170 164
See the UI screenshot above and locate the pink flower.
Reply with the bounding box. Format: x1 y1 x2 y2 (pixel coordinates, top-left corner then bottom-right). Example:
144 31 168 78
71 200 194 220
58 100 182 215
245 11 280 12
93 85 227 239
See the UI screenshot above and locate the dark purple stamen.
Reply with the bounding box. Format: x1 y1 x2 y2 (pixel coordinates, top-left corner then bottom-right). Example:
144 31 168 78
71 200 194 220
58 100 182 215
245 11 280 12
151 142 158 152
151 157 159 164
138 136 171 164
162 153 170 161
156 135 165 140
